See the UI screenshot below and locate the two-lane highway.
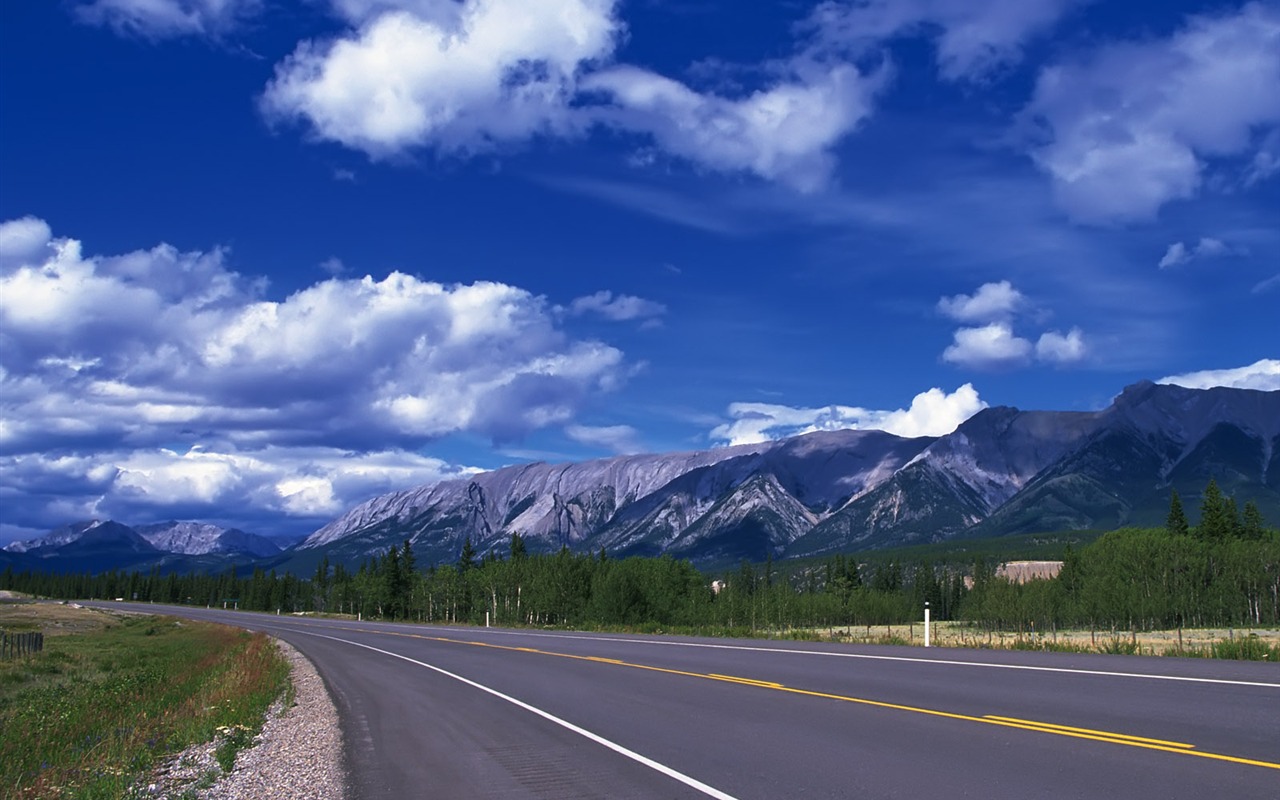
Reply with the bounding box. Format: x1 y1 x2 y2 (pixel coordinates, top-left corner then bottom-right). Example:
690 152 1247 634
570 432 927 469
100 604 1280 799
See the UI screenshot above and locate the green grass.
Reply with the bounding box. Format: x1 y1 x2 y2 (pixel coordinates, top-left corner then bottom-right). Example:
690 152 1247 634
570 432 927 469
0 614 289 800
1122 637 1280 660
1207 635 1279 661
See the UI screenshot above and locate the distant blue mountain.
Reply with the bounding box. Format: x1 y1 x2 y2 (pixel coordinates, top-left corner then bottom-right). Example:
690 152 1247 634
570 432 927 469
2 519 281 574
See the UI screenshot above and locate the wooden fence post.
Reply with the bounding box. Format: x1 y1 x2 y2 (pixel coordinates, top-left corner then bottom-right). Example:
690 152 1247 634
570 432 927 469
0 631 44 660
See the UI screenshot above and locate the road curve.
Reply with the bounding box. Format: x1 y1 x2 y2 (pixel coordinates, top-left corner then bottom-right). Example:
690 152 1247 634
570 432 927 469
97 604 1279 799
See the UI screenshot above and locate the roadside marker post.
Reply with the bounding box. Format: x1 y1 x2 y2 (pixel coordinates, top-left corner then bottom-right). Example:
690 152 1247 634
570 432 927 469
924 602 931 648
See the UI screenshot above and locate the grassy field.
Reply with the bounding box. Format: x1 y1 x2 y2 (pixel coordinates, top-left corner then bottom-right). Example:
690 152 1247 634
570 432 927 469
0 601 289 800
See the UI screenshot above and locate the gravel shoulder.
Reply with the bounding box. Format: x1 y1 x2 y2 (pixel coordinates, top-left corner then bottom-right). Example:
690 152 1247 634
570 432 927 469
140 638 347 800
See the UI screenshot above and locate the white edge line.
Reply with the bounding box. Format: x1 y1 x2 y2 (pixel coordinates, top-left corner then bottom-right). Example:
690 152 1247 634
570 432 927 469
424 626 1280 689
295 630 740 800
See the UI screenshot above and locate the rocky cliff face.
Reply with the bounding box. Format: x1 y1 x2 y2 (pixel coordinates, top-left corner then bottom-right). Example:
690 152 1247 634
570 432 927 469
298 383 1280 568
134 521 282 557
298 429 934 565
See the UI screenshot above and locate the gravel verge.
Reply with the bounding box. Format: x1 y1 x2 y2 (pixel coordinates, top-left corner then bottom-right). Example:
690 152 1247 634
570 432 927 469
136 639 347 800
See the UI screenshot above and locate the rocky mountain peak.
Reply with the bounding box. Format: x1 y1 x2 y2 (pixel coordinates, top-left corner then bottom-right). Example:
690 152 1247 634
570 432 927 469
299 383 1279 569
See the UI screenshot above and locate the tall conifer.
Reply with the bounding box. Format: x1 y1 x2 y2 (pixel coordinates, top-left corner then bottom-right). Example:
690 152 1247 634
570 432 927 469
1166 489 1189 536
1242 500 1266 539
1197 479 1230 540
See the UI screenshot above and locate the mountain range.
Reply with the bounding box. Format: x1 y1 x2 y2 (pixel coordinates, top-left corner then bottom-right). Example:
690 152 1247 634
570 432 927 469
6 381 1279 575
2 520 281 574
293 381 1279 570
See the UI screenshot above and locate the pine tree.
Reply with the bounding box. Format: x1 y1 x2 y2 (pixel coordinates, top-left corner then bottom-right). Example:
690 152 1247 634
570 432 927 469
1225 497 1242 538
314 555 330 612
1197 479 1230 541
459 536 477 573
400 539 417 617
737 559 756 596
873 560 903 593
509 532 527 560
382 545 402 618
1242 500 1266 539
1166 489 1189 536
401 538 416 576
1058 544 1085 620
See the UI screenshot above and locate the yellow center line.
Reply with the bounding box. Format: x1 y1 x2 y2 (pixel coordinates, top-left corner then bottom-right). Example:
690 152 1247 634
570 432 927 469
302 623 1280 771
708 674 786 689
983 715 1195 749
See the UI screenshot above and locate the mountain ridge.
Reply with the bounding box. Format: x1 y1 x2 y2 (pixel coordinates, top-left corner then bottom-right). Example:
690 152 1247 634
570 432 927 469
3 519 281 569
8 382 1279 575
294 382 1280 569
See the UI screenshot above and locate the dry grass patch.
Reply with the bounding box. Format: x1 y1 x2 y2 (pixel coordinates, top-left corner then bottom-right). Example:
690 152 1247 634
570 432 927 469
0 602 118 637
803 621 1280 658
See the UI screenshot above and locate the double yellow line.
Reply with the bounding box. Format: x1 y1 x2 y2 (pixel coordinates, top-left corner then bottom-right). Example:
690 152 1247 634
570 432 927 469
328 624 1280 771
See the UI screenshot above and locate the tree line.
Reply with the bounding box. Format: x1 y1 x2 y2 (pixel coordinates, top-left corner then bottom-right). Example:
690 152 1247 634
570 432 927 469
963 480 1279 634
3 480 1276 635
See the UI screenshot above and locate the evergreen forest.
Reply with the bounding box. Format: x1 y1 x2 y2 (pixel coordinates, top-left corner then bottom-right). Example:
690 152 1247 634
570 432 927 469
4 480 1277 636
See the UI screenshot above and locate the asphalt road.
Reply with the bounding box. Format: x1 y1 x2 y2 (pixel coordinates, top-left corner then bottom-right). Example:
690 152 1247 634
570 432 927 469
98 604 1280 799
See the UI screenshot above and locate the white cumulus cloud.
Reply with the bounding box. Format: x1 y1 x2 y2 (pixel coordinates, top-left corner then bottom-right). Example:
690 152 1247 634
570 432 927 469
581 60 885 192
937 281 1088 370
1157 358 1280 391
711 384 986 446
0 216 629 460
937 280 1024 322
0 445 478 538
0 216 55 270
261 0 887 190
1025 2 1280 224
1035 327 1087 364
942 322 1032 369
0 216 641 535
261 0 621 158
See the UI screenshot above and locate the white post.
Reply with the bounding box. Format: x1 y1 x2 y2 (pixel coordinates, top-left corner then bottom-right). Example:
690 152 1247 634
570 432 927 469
924 602 931 648
486 611 491 628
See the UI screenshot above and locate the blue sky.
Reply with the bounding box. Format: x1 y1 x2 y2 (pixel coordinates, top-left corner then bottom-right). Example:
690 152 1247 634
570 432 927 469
1 0 1277 543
